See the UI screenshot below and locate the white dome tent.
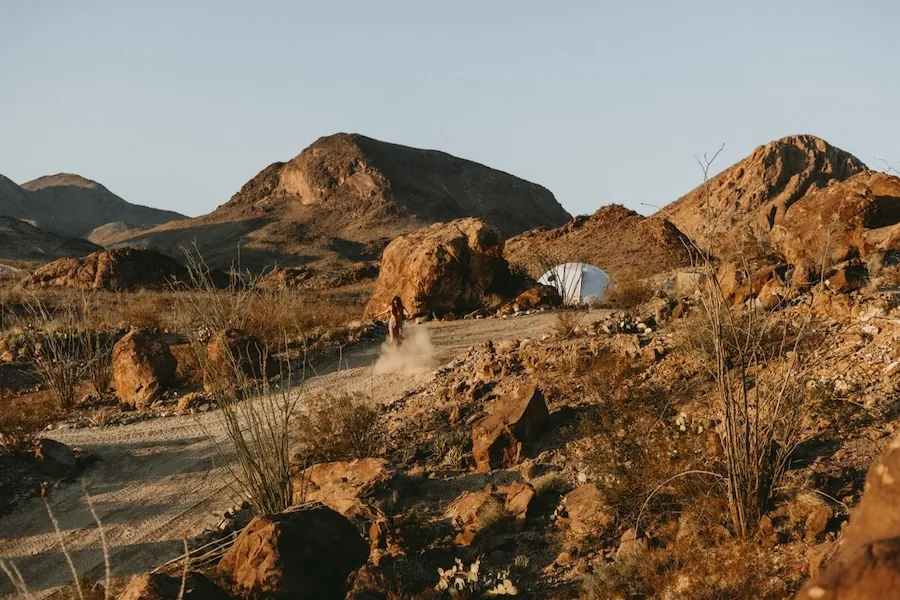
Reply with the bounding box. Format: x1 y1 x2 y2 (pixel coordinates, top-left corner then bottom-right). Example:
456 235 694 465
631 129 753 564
538 262 611 305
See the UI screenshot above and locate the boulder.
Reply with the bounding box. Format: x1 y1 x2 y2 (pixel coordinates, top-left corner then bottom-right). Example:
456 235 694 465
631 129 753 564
826 265 867 294
472 383 549 472
616 528 648 560
34 438 77 479
788 493 833 543
293 458 396 520
798 434 900 598
716 262 749 305
117 572 229 600
218 504 368 599
204 329 277 391
111 329 177 409
363 218 509 318
562 484 614 537
445 489 506 546
498 481 536 519
507 284 562 313
368 517 407 566
345 565 402 600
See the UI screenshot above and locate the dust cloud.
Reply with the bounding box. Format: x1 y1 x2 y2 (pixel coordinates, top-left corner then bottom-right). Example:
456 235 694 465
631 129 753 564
373 324 436 375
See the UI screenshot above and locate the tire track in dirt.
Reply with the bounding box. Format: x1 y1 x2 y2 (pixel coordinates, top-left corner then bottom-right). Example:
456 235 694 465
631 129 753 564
0 313 565 597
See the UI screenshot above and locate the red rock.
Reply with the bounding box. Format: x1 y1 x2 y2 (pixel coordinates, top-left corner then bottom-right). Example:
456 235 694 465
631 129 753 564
294 458 395 520
117 572 228 600
563 484 614 537
218 504 368 599
363 218 508 318
472 384 549 472
112 329 177 409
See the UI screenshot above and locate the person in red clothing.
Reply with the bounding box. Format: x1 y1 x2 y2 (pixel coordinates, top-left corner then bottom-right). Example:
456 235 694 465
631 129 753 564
375 296 410 345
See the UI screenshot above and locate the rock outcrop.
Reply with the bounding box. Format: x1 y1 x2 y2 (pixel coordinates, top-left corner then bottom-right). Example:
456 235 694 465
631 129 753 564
363 218 509 318
294 458 397 520
112 329 177 409
661 135 866 252
21 248 190 290
472 383 549 472
771 171 900 271
798 435 900 599
504 205 694 282
218 504 368 599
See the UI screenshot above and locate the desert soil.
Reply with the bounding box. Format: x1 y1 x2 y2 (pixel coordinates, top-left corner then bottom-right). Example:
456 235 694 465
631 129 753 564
0 311 592 598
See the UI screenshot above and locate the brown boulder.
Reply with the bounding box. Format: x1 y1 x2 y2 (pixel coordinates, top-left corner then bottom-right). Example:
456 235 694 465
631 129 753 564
788 493 833 543
826 265 867 294
204 329 276 391
117 572 229 600
112 329 177 409
34 438 77 479
445 489 506 545
798 435 900 598
507 284 562 313
363 218 508 318
562 484 614 537
218 504 368 599
345 565 401 600
498 481 536 519
294 458 395 520
472 383 549 472
716 262 749 305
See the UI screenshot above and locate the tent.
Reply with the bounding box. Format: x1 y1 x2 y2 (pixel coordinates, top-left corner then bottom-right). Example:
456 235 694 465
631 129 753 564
538 262 611 305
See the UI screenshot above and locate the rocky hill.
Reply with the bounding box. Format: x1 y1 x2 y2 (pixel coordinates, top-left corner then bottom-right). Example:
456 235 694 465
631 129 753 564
660 135 867 252
0 216 100 263
504 204 694 281
0 173 184 240
114 133 571 272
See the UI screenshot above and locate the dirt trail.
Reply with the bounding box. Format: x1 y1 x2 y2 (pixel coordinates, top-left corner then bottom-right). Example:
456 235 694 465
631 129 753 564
0 312 569 597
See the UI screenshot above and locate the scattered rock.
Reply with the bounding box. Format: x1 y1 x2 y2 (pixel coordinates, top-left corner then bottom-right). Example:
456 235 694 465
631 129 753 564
218 504 368 599
616 528 648 561
498 481 536 519
472 383 549 472
789 493 833 543
112 329 177 410
445 489 506 545
176 392 207 413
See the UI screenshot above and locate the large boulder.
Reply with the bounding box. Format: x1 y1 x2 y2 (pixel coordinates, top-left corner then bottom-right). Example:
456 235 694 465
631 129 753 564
472 383 549 472
363 218 509 318
218 504 368 599
293 458 396 520
204 329 277 391
797 435 900 599
503 284 562 314
112 329 177 409
117 572 229 600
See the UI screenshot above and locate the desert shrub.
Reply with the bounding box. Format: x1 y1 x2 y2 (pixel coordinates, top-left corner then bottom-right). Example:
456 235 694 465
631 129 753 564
553 310 584 339
581 540 782 600
84 332 114 396
294 390 383 463
606 276 654 310
115 290 171 330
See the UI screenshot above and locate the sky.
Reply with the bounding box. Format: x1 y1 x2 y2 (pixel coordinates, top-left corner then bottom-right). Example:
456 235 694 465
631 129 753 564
2 1 899 219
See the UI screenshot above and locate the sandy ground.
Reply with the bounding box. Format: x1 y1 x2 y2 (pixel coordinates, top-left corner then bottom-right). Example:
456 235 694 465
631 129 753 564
0 312 579 598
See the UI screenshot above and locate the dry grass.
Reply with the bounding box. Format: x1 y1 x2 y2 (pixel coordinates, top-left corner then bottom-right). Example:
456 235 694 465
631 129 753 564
605 276 654 310
553 311 584 340
293 390 383 463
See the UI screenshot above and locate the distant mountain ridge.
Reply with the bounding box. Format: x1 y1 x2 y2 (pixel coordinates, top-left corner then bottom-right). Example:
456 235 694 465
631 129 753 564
0 172 184 240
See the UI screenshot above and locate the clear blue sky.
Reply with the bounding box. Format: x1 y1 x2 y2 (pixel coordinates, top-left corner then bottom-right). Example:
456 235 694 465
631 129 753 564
2 1 898 218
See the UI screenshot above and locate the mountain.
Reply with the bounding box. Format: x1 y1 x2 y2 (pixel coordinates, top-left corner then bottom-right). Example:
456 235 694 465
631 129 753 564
659 135 866 253
0 216 101 263
114 133 572 271
504 205 694 282
0 173 184 240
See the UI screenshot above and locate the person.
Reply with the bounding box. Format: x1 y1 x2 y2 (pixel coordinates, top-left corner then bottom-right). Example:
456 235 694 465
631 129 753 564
376 296 410 345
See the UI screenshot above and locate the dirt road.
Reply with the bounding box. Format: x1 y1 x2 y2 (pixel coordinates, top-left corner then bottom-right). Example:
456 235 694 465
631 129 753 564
0 312 572 597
